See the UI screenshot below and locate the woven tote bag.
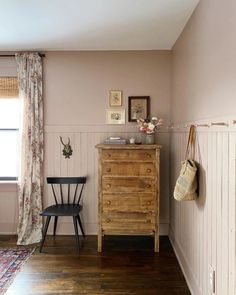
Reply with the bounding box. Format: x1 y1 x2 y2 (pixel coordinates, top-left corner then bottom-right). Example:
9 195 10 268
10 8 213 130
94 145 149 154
173 125 198 201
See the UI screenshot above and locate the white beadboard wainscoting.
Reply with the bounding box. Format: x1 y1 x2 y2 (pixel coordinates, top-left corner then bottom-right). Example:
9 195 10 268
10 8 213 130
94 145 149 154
169 120 236 295
0 183 18 234
0 125 170 235
43 125 170 235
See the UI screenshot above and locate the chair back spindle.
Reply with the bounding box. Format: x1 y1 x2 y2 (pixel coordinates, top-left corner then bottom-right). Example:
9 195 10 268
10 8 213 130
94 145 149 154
73 184 79 204
77 183 85 205
60 184 64 204
68 184 70 204
51 184 58 205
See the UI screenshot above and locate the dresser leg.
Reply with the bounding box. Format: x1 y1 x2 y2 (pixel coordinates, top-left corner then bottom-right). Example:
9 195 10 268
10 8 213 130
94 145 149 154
98 232 102 252
154 230 159 252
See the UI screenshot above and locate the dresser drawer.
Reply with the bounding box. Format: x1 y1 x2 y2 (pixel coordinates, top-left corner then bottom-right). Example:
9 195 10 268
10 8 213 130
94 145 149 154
102 177 155 193
102 149 155 161
102 212 155 231
102 162 156 176
102 193 155 213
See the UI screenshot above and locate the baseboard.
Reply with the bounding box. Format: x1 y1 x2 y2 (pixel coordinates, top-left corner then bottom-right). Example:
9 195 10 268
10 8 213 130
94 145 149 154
0 223 169 236
169 227 201 295
46 222 169 235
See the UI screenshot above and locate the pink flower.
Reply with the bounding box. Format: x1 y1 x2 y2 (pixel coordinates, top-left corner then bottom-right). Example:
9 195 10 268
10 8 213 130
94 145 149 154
137 117 163 134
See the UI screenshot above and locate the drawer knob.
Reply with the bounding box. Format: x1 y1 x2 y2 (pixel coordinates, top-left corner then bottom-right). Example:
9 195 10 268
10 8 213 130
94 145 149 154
146 219 151 223
106 200 111 205
147 168 151 173
106 168 111 172
108 153 111 158
106 218 111 223
106 184 111 188
146 184 151 188
146 154 151 158
147 201 151 205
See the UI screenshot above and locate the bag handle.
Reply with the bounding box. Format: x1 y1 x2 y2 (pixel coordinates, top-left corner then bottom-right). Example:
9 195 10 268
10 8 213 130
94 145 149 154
185 125 196 159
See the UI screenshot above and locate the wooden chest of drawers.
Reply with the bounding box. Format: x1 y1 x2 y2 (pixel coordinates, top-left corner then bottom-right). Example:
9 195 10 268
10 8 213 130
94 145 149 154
96 144 161 252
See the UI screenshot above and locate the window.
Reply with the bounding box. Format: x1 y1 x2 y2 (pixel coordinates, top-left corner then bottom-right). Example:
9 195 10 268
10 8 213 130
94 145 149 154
0 77 19 181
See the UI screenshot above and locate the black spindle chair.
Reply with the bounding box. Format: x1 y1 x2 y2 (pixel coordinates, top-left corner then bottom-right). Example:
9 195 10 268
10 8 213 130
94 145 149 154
39 177 87 253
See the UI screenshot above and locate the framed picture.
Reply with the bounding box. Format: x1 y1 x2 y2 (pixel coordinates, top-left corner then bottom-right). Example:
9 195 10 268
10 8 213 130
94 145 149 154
109 90 122 106
106 109 125 124
128 96 150 122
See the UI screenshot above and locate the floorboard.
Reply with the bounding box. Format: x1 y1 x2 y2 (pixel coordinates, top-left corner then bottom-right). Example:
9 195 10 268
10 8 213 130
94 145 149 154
0 235 190 295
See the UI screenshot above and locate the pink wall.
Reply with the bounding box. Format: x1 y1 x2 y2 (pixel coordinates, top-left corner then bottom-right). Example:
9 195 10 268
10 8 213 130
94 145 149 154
171 0 236 123
44 51 171 126
0 50 172 234
170 0 236 294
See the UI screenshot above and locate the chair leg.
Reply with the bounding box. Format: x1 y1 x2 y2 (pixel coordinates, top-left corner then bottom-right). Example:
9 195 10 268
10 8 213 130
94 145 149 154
53 216 58 236
73 216 80 252
39 216 51 253
77 215 85 237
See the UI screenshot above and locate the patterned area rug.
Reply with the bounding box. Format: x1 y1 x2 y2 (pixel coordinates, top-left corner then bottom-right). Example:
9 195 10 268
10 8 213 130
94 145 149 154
0 248 34 295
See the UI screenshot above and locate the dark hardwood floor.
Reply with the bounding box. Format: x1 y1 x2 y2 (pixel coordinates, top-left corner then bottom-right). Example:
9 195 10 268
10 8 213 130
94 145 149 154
1 235 190 295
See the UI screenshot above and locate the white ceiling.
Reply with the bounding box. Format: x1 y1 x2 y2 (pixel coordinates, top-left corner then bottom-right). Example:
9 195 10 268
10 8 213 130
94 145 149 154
0 0 199 51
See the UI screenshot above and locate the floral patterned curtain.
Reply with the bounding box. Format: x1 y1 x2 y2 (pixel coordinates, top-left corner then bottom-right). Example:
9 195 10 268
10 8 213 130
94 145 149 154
16 53 43 245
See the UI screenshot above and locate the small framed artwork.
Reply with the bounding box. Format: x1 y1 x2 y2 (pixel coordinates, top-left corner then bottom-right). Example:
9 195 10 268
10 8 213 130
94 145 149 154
109 90 122 106
106 109 125 124
128 96 150 122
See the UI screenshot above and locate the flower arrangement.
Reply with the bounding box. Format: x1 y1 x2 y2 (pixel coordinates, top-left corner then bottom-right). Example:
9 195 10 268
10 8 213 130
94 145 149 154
137 117 163 134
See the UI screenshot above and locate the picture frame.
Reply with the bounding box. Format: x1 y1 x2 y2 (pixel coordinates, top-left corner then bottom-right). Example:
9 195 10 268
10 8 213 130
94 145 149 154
128 96 150 122
106 109 125 124
109 90 122 107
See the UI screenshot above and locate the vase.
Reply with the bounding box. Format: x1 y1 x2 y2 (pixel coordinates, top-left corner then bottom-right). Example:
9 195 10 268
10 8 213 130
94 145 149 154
145 133 155 144
140 133 145 144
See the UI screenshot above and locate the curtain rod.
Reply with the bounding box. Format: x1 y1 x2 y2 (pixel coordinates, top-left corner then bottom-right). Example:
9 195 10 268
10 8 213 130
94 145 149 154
0 53 45 58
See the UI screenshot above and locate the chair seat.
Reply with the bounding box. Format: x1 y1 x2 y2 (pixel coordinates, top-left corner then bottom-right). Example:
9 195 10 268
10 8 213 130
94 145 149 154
41 204 82 216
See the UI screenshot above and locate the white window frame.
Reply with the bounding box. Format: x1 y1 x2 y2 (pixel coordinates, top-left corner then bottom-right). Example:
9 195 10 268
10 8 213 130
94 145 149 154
0 98 20 181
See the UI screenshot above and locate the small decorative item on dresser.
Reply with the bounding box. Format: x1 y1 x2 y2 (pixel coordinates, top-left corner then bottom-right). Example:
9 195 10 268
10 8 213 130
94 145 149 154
104 137 127 144
137 117 163 144
145 134 155 145
129 137 135 144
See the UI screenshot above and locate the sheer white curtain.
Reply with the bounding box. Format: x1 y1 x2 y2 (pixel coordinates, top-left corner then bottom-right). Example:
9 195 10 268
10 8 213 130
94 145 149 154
16 53 43 245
